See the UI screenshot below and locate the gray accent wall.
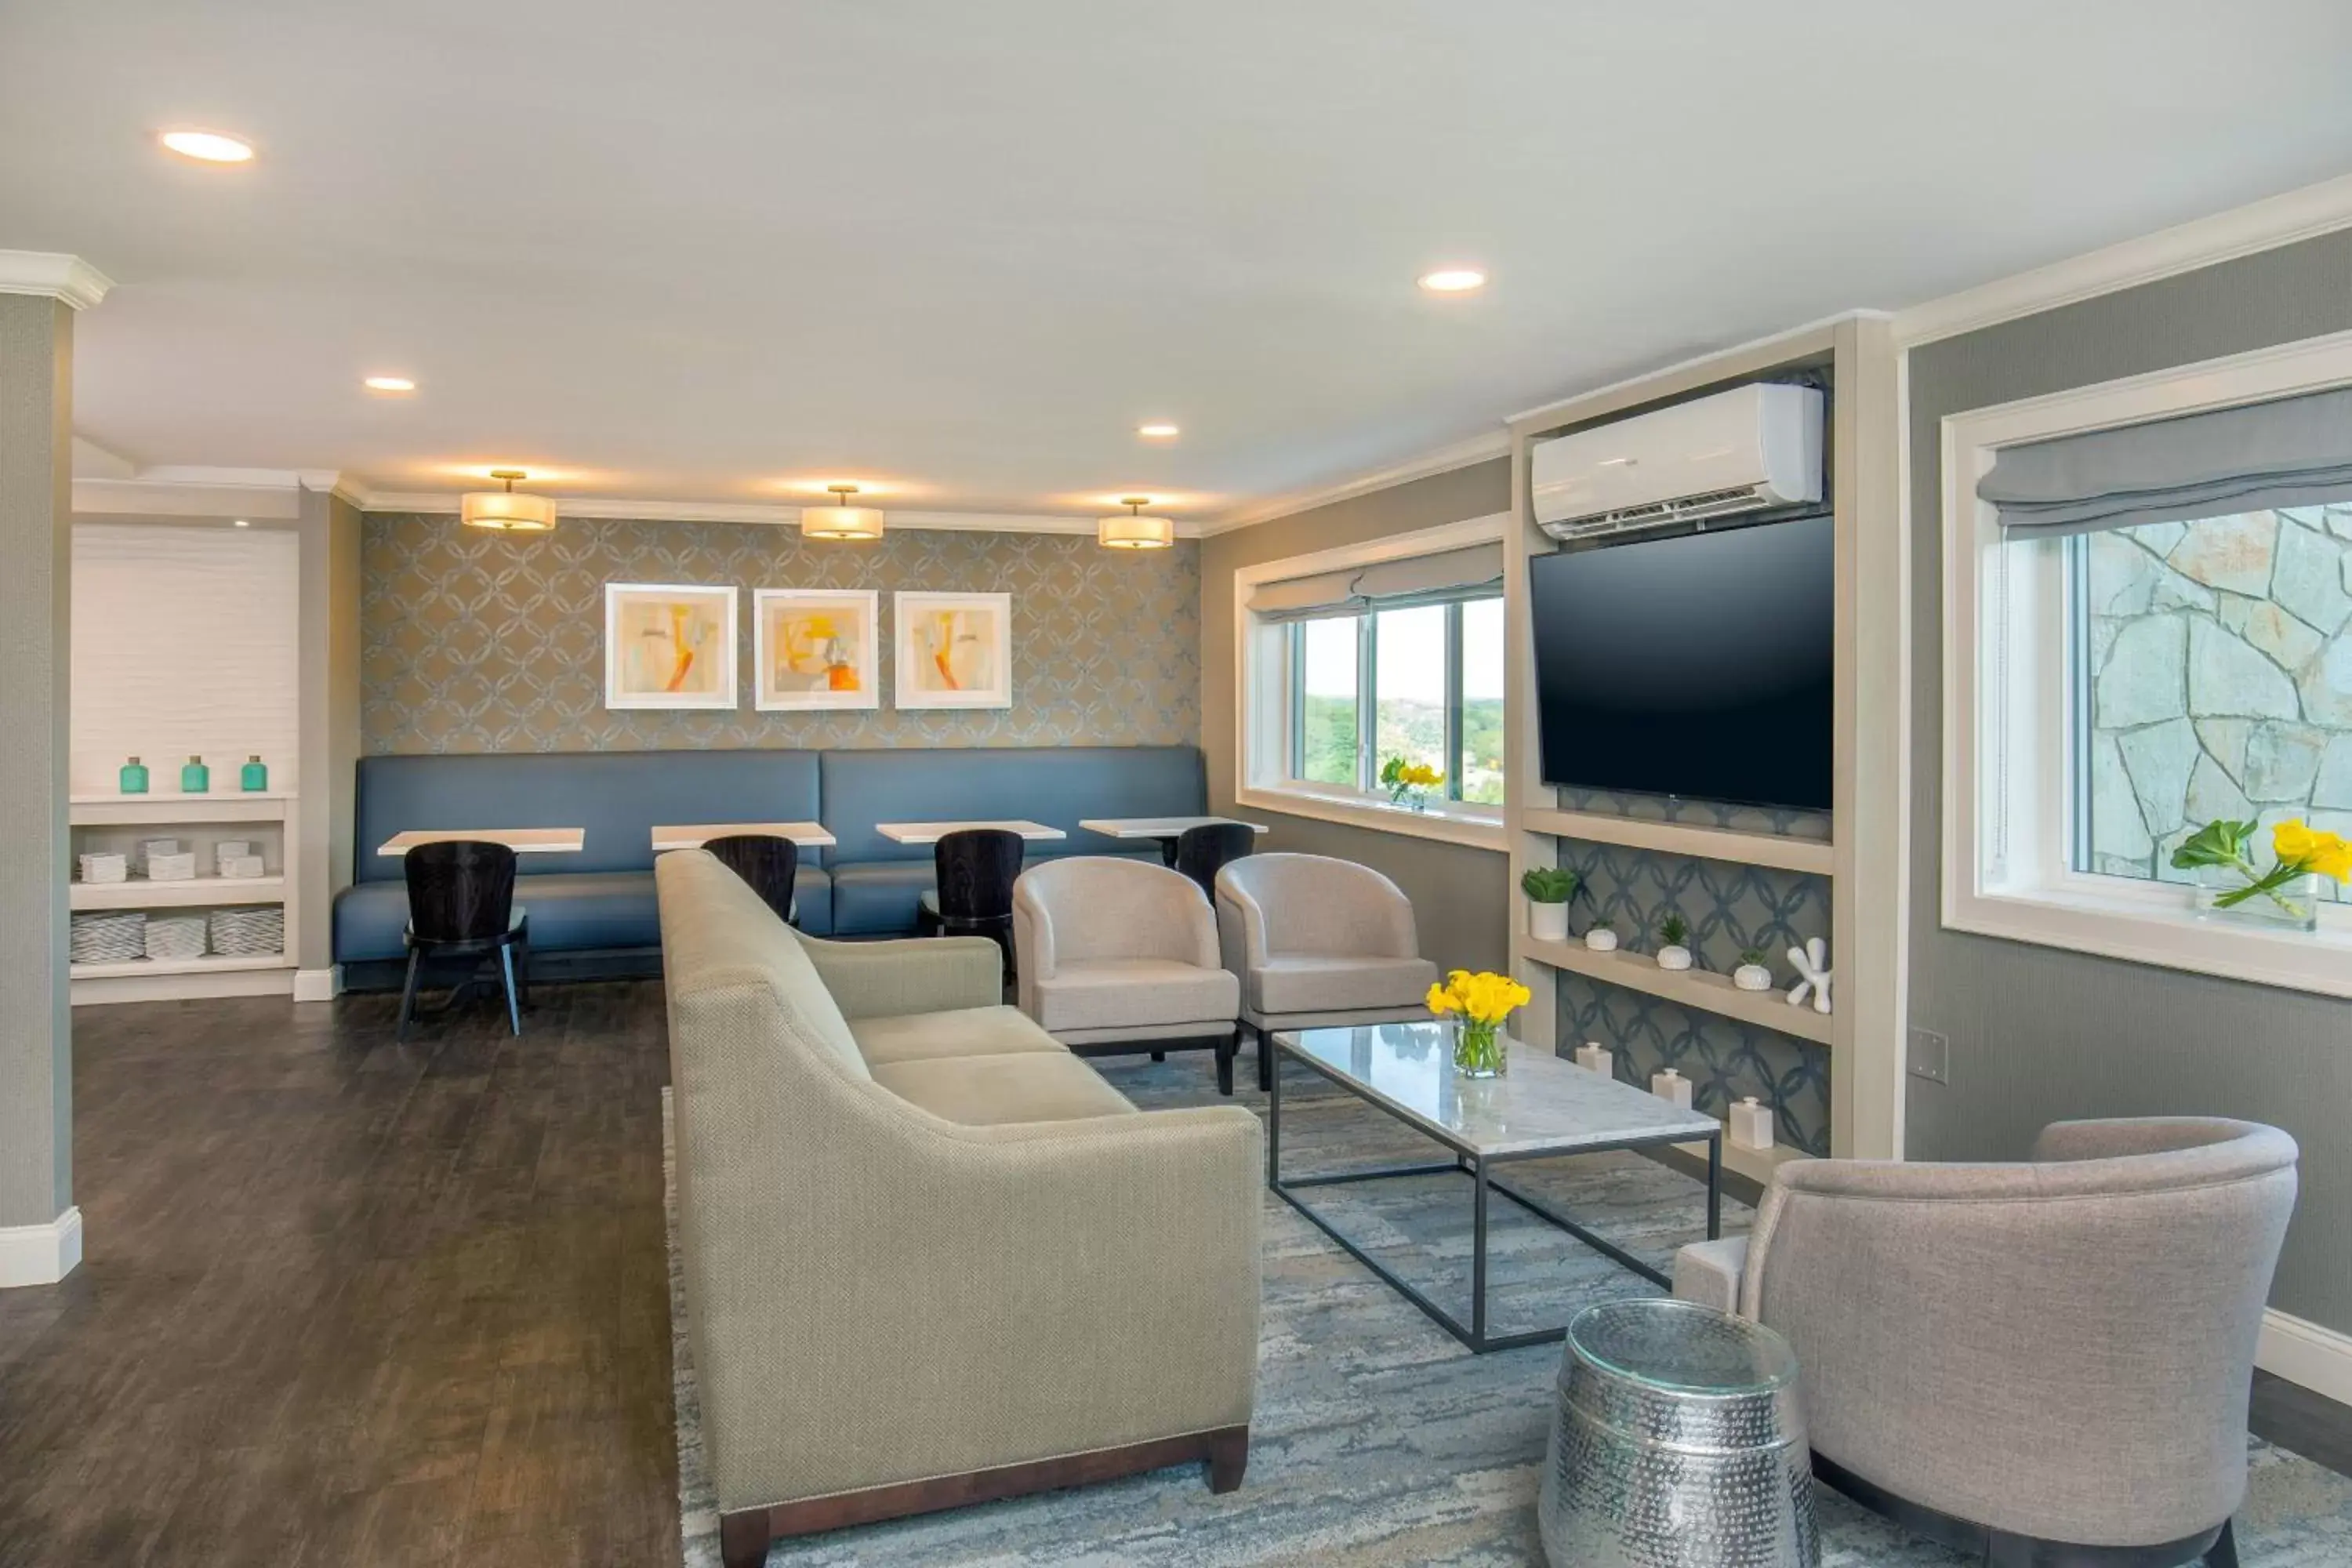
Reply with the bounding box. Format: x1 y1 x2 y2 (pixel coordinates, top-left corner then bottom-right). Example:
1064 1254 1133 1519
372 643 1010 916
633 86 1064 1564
1907 228 2352 1334
1200 460 1512 976
0 294 73 1230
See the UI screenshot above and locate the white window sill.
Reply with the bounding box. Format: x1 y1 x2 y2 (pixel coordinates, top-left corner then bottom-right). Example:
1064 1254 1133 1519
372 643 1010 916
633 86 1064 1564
1237 784 1508 853
1947 876 2352 1000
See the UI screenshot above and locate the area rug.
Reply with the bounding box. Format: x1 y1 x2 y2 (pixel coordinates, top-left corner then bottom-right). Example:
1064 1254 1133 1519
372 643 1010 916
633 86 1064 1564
667 1060 2352 1566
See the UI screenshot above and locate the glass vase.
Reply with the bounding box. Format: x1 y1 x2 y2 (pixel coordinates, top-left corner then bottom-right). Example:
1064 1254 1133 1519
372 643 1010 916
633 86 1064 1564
1454 1020 1508 1078
2194 864 2320 933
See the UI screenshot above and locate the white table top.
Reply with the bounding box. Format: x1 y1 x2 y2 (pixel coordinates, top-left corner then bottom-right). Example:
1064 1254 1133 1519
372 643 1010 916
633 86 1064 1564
874 819 1068 845
1275 1023 1720 1157
376 828 585 857
651 822 836 851
1079 815 1270 839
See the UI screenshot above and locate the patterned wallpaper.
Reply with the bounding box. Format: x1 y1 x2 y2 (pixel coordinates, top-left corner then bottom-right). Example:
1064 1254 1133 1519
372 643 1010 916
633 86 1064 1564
1550 815 1833 1157
361 513 1200 753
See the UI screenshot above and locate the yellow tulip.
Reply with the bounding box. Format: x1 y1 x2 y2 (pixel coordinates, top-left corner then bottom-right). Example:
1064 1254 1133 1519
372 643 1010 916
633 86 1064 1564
2274 819 2352 883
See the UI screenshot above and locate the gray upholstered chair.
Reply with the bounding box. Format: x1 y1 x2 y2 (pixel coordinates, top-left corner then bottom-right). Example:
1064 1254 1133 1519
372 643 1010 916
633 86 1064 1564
1013 857 1244 1094
1673 1118 2298 1568
1214 853 1440 1091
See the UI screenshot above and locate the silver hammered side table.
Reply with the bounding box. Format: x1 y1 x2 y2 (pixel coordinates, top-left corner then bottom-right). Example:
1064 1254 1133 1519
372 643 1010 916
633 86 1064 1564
1539 1298 1817 1568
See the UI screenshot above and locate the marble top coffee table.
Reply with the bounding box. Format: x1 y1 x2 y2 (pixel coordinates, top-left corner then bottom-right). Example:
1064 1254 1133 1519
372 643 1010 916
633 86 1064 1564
1269 1022 1723 1353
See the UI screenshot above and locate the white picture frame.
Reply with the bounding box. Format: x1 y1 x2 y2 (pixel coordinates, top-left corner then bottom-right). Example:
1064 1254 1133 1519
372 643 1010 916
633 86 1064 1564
753 588 881 712
893 590 1012 710
603 582 739 710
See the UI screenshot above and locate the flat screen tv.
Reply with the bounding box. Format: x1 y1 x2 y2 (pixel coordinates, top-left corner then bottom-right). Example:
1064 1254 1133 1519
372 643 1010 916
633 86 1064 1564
1530 515 1833 811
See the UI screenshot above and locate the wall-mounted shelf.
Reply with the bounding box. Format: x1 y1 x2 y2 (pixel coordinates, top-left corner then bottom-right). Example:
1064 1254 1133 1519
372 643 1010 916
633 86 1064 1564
1521 807 1835 877
1523 936 1835 1046
70 875 285 911
1675 1125 1814 1187
71 793 293 826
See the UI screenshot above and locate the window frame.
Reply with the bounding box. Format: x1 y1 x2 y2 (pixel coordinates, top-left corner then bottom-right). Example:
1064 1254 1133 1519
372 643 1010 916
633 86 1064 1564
1942 325 2352 999
1236 514 1509 852
1281 597 1495 800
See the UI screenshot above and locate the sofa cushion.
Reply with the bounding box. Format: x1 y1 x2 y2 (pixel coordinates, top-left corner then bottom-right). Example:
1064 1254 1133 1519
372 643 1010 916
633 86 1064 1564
1035 959 1240 1034
869 1051 1136 1125
1252 954 1439 1014
849 1006 1066 1068
335 864 833 963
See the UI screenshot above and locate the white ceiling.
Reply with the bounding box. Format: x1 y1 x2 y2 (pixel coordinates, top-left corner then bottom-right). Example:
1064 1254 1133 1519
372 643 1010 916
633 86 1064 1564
6 0 2352 525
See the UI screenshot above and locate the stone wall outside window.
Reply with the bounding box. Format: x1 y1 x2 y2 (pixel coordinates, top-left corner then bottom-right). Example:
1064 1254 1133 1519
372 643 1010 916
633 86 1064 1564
2085 504 2352 899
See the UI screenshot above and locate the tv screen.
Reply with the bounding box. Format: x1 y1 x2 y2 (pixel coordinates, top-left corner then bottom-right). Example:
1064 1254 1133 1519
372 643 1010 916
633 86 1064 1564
1530 516 1833 811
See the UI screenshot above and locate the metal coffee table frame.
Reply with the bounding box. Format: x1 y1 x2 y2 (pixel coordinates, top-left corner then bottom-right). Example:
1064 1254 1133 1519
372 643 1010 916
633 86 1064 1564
1268 1033 1721 1354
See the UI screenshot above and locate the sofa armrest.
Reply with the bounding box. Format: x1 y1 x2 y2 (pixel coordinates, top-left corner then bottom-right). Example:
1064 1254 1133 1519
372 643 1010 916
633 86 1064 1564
789 930 1004 1019
1671 1235 1749 1315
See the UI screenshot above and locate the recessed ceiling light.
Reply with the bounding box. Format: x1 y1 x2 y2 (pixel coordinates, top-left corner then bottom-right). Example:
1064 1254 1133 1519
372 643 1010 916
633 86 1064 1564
1416 267 1487 293
1137 422 1181 440
160 130 255 164
364 376 416 394
232 518 249 528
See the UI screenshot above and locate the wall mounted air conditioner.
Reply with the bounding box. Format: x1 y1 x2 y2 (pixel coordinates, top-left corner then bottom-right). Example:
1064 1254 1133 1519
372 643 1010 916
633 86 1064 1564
1530 383 1823 541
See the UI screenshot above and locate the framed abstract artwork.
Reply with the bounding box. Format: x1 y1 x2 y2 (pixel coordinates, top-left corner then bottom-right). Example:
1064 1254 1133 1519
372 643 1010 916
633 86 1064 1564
893 591 1012 710
753 588 880 711
603 582 739 710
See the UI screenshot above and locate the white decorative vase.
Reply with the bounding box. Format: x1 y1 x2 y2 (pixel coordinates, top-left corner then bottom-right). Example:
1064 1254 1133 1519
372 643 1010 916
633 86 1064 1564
1574 1041 1614 1077
1731 963 1773 993
1729 1096 1775 1152
1584 927 1619 952
1655 945 1692 971
1529 900 1570 943
1650 1067 1693 1109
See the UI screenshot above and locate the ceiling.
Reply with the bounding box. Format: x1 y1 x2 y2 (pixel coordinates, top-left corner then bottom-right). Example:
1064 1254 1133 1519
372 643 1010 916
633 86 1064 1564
6 1 2352 526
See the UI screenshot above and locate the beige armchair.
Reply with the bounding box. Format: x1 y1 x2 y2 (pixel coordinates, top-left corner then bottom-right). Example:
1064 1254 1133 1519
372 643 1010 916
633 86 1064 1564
655 850 1261 1566
1013 856 1243 1093
1673 1117 2297 1567
1214 853 1439 1091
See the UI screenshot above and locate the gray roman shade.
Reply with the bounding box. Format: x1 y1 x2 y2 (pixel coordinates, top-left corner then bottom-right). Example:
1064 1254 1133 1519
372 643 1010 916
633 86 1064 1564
1247 543 1502 622
1979 386 2352 538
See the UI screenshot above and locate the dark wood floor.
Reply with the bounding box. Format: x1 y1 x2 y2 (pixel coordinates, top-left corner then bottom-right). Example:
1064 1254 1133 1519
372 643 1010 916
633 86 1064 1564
3 979 2348 1567
0 982 679 1568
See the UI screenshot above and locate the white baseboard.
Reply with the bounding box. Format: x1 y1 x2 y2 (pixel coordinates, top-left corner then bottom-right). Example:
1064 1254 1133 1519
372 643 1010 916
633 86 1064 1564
0 1207 83 1287
293 965 342 1003
2259 1308 2352 1408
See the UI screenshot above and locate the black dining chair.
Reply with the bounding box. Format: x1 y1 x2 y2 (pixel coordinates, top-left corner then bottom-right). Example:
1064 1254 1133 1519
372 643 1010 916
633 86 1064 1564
1172 822 1257 898
917 829 1025 980
398 840 531 1040
704 834 800 926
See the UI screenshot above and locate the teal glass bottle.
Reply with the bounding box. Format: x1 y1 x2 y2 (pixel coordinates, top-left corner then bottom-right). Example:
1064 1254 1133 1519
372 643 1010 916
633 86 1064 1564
119 756 149 794
241 754 268 792
180 755 209 793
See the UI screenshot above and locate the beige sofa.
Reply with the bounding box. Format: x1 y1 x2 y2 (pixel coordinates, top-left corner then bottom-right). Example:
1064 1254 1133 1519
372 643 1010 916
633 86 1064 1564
656 850 1264 1566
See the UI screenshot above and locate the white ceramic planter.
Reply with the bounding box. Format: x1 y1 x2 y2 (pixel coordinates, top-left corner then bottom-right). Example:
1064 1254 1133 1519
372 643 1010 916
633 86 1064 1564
1584 927 1619 952
1529 900 1570 942
1731 963 1773 992
1655 944 1693 971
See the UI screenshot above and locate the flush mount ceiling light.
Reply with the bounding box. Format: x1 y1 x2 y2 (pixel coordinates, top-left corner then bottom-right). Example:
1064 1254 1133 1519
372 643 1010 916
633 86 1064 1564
159 130 255 164
1136 422 1181 440
804 484 885 541
1416 267 1487 293
1097 496 1174 550
460 470 557 532
363 375 416 394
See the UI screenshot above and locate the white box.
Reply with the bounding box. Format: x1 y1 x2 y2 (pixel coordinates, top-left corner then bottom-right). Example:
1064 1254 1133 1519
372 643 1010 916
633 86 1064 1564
219 855 267 879
1573 1041 1614 1079
144 851 197 882
1650 1067 1693 1109
77 852 129 884
1729 1097 1776 1152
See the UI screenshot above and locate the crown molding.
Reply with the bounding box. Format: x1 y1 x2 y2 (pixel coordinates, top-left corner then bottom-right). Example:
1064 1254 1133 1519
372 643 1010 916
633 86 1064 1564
1892 172 2352 350
344 484 1204 537
1200 429 1512 536
0 251 114 310
1505 310 1882 434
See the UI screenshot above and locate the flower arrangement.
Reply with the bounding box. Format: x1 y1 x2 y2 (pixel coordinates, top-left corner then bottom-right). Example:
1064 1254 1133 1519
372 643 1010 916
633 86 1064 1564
1380 756 1444 811
2171 817 2352 930
1425 968 1530 1078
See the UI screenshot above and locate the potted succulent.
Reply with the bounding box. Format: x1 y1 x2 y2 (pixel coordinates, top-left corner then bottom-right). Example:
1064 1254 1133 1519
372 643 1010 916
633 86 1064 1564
1380 755 1443 811
1521 866 1580 943
1731 947 1773 992
1583 915 1620 953
1653 912 1693 971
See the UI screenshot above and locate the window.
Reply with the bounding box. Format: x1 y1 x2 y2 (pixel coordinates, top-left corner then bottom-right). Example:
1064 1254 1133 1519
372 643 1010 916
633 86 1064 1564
1237 516 1509 850
1944 332 2352 998
1282 594 1504 808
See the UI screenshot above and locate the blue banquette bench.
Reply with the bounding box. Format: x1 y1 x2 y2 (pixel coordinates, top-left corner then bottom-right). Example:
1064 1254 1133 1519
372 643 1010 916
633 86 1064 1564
332 744 1203 978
